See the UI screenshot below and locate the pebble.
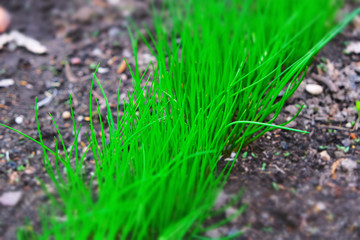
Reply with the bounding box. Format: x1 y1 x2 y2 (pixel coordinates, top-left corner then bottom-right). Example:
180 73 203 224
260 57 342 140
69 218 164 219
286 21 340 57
280 141 288 150
305 84 323 95
74 6 94 23
108 27 120 38
0 191 22 206
97 67 109 74
340 158 357 172
0 6 11 33
91 48 104 57
319 150 331 161
284 105 299 115
62 111 71 120
77 115 84 122
120 73 128 81
0 78 14 88
70 57 82 65
14 116 23 124
341 138 351 147
313 201 326 212
345 122 352 128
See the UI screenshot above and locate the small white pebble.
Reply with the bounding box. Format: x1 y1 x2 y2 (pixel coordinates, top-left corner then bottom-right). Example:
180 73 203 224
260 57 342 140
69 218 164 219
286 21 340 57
62 111 71 120
120 73 128 81
0 191 22 206
15 116 23 124
314 202 326 212
77 115 84 122
97 67 109 74
305 84 323 95
345 122 352 128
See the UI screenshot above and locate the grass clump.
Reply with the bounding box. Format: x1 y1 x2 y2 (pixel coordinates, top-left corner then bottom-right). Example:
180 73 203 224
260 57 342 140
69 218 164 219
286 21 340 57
1 0 359 239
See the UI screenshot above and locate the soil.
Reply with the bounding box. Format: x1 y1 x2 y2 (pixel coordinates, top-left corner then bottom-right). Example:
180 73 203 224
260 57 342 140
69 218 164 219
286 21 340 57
0 1 359 239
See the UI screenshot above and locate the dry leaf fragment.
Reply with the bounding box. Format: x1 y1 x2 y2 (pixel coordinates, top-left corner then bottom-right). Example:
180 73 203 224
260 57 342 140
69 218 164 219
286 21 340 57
350 133 356 140
331 158 343 179
345 42 360 54
65 63 78 82
0 30 47 54
117 59 127 74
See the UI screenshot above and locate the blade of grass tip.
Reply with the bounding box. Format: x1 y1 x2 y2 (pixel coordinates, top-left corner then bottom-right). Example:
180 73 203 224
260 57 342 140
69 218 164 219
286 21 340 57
192 230 243 240
48 113 69 161
245 104 306 145
127 25 140 80
53 137 65 186
228 121 309 134
94 97 107 157
89 64 101 165
94 75 115 137
116 77 122 127
69 95 80 167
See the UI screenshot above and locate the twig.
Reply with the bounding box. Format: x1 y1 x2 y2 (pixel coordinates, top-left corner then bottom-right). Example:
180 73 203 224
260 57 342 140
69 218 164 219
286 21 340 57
311 73 339 93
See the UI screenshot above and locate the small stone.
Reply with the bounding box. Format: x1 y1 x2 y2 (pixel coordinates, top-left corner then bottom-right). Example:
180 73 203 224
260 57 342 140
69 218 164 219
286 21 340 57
91 48 104 57
0 6 11 33
70 57 82 65
225 207 239 223
108 27 120 38
62 111 71 120
345 122 352 128
120 73 128 81
0 191 22 206
284 105 299 115
305 84 323 95
341 138 351 147
313 201 326 213
77 115 84 122
97 67 109 74
340 158 357 172
0 78 14 88
319 150 330 161
74 6 94 23
280 141 288 150
14 116 23 124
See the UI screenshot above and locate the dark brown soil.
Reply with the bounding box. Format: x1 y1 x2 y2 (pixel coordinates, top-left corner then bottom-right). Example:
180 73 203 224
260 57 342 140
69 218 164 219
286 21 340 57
0 1 359 239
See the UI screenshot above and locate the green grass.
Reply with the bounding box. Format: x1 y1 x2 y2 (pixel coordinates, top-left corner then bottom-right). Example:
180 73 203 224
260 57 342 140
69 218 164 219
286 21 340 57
1 0 359 239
